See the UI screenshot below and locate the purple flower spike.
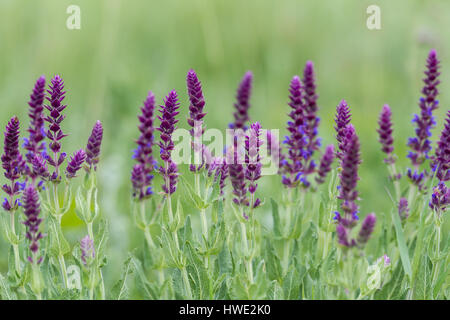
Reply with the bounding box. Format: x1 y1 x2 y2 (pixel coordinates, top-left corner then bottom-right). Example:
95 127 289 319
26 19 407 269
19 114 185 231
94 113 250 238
80 235 95 265
31 154 50 180
157 90 180 162
231 71 253 130
22 184 43 263
334 99 352 159
316 145 335 184
45 75 67 154
377 104 395 164
339 125 361 205
398 197 409 220
24 76 46 162
302 61 321 163
186 69 210 172
158 90 180 195
245 122 263 207
66 149 86 179
432 111 450 182
407 49 440 166
132 92 156 199
429 182 449 213
85 120 103 172
336 224 350 247
227 147 248 207
282 75 306 188
2 116 25 184
357 213 376 246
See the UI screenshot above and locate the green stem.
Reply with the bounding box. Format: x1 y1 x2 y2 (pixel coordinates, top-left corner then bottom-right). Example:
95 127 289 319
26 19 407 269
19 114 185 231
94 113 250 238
240 219 253 282
58 254 69 288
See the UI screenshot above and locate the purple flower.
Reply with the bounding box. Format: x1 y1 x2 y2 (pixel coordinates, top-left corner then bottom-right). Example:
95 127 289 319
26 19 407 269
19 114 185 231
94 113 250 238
338 125 360 205
44 75 68 179
407 168 425 190
186 70 210 172
213 157 228 197
227 146 248 208
431 110 450 182
132 92 156 199
245 122 263 207
31 154 50 180
302 61 321 170
266 130 281 169
80 235 95 265
24 76 46 162
66 149 86 179
158 90 180 195
429 182 449 213
315 145 335 184
398 197 409 220
334 99 352 160
336 224 351 247
2 116 25 183
282 75 307 188
231 71 253 130
357 213 376 246
85 120 103 172
377 104 395 164
22 184 43 263
407 49 440 166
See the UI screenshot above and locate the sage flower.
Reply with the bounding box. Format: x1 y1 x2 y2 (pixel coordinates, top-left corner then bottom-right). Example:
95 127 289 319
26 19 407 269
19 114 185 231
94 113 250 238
245 122 263 208
282 75 306 188
334 99 352 160
85 120 103 172
22 184 43 263
407 49 440 166
302 61 321 168
377 104 395 164
186 69 208 172
429 182 449 213
431 110 449 181
316 144 335 184
398 197 409 220
357 213 376 246
44 75 68 179
231 71 253 130
1 116 25 211
132 92 156 199
66 149 86 179
158 90 180 195
80 235 95 265
24 76 46 163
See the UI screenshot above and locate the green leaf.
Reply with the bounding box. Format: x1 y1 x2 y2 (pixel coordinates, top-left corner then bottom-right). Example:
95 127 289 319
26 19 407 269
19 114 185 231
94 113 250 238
0 272 16 300
391 208 412 279
180 175 208 209
111 255 135 300
185 241 210 299
265 239 282 282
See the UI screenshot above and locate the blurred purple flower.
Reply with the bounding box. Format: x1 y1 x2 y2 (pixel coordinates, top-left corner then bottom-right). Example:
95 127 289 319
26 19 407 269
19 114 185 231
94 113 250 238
85 120 103 172
377 104 395 164
231 71 253 130
315 144 335 184
22 184 43 263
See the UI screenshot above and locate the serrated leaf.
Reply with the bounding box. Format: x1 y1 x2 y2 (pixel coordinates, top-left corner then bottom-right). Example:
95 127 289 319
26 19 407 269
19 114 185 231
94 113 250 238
271 198 282 238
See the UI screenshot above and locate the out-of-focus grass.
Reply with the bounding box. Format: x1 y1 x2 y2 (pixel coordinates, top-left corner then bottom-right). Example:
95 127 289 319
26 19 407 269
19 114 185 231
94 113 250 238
0 0 449 286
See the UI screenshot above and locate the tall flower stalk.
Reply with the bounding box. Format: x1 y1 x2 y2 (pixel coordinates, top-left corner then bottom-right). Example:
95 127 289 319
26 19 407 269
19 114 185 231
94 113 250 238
1 116 25 274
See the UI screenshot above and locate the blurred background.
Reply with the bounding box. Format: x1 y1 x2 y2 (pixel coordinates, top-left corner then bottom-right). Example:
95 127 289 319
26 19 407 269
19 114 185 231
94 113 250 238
0 0 449 286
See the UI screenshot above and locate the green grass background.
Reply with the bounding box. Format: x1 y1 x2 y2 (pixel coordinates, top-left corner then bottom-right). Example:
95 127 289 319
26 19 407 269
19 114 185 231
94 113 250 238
0 0 449 287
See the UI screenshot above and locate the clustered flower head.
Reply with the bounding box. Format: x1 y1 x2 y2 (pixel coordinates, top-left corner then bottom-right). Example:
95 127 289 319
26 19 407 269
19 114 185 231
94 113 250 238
22 184 43 263
66 149 86 179
24 76 46 164
302 61 321 173
432 111 450 182
398 197 409 220
377 104 395 164
44 75 68 180
315 144 335 184
186 69 209 172
407 49 440 167
333 118 376 248
245 122 263 208
85 120 103 172
281 75 307 188
80 235 95 266
227 147 249 209
158 90 180 195
429 182 449 213
131 92 156 199
334 99 352 160
1 116 25 211
230 71 253 130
